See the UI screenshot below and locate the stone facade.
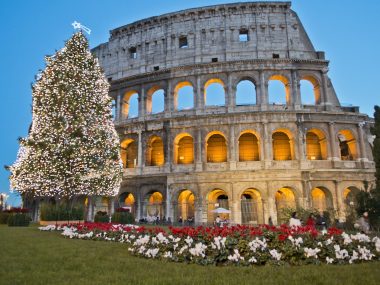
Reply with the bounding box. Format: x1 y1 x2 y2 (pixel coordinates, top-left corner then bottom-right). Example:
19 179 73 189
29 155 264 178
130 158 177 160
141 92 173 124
91 2 375 225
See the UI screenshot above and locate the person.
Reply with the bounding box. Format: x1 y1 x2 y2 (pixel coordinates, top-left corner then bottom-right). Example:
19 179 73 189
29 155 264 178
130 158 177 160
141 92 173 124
355 212 370 234
178 216 183 224
268 216 273 226
306 213 316 227
289 212 301 228
316 212 327 231
215 215 221 227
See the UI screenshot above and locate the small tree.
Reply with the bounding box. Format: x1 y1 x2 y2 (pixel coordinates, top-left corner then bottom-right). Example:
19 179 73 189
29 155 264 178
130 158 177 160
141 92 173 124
9 32 122 202
355 106 380 229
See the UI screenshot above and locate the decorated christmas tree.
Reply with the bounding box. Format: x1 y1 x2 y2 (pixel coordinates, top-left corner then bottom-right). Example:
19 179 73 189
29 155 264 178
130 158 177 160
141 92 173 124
9 31 122 199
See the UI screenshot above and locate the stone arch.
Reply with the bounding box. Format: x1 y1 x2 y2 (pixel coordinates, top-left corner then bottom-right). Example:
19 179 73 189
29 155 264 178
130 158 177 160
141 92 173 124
300 75 321 105
121 138 138 168
122 90 139 118
268 74 290 105
174 81 194 110
206 131 228 163
207 188 229 223
146 135 165 166
306 128 328 160
174 189 196 222
310 187 333 213
173 133 194 164
272 129 294 160
238 130 260 161
204 78 225 107
240 188 264 224
118 192 136 214
275 187 297 224
236 79 257 105
337 129 358 160
143 191 165 219
146 86 165 114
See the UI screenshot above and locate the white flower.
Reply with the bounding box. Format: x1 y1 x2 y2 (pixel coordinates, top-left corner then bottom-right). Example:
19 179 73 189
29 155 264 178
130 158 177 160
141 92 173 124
228 249 244 262
248 256 257 263
304 247 321 258
248 238 267 252
179 245 188 254
269 249 282 261
163 251 173 259
211 236 226 250
326 257 334 264
372 237 380 252
185 236 193 246
288 236 303 248
145 248 159 258
189 243 207 258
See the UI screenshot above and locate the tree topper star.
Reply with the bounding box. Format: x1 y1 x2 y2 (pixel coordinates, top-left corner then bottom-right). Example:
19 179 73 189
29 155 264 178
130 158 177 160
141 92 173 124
71 21 91 35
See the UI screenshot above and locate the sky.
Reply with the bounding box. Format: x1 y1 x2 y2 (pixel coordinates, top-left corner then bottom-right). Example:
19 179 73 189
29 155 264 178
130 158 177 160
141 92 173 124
0 0 379 206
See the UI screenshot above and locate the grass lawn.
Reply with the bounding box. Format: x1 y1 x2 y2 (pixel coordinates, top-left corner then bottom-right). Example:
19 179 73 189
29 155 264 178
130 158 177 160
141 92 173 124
1 225 379 285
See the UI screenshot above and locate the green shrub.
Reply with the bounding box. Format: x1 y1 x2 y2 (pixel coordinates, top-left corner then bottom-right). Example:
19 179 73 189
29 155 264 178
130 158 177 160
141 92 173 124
94 211 109 223
0 212 10 224
112 211 135 224
7 213 31 227
40 203 84 221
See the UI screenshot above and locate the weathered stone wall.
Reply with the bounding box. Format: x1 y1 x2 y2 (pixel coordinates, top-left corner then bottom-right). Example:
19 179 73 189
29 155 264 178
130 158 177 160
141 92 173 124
91 2 375 225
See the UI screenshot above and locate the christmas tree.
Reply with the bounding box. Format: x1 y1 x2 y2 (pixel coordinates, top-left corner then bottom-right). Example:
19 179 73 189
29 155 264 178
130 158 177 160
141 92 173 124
9 32 122 199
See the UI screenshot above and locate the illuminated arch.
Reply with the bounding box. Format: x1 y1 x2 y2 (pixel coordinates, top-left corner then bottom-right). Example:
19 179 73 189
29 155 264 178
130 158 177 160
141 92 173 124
300 75 321 105
268 75 290 105
145 191 164 218
238 131 260 161
173 133 194 164
122 90 139 118
146 86 165 114
241 188 264 224
118 192 136 214
306 129 328 160
207 189 229 223
275 187 297 224
236 79 256 105
204 78 225 106
272 130 294 160
146 135 165 166
175 190 195 222
121 139 138 168
174 81 194 110
311 187 333 212
338 130 357 160
206 131 227 163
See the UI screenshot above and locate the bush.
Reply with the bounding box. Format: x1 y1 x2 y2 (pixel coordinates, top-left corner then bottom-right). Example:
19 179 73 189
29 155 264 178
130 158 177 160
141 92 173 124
0 212 10 224
40 203 84 221
112 210 135 224
94 211 109 223
7 213 31 227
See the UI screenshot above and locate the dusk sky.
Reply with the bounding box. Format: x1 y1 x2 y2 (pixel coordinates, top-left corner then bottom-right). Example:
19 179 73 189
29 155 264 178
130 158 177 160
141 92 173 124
1 0 379 206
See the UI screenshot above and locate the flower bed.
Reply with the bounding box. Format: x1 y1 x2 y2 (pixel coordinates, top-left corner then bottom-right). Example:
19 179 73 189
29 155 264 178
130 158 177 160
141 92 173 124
39 223 380 266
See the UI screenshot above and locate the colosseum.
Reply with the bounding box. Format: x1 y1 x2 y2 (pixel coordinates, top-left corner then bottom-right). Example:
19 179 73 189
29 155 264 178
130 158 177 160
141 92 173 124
91 1 375 225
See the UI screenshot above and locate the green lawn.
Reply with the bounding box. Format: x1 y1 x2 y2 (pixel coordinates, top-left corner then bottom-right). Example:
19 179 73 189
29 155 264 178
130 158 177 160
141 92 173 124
1 225 379 285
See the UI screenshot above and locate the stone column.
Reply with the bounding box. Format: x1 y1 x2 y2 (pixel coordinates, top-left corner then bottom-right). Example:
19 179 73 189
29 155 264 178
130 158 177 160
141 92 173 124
195 128 203 171
262 122 272 167
227 73 235 111
165 80 173 113
292 70 301 109
297 120 306 162
320 69 330 109
328 122 339 161
259 71 268 110
109 197 115 217
166 185 172 221
357 122 367 161
138 86 145 117
137 130 143 175
334 180 345 221
196 75 204 110
267 197 277 225
229 125 236 170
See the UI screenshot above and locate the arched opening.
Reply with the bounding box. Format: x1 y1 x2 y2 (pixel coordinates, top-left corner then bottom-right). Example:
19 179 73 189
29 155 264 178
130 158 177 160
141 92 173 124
118 192 136 214
236 80 256 105
306 129 327 160
241 189 264 225
275 187 297 224
268 75 290 105
120 139 138 168
146 87 165 114
146 136 164 166
300 76 321 105
204 79 225 107
174 190 195 223
206 133 227 163
338 130 357 160
122 91 139 119
238 132 259 161
144 191 164 219
311 187 333 213
272 131 293 160
207 189 229 224
174 82 194 110
343 186 360 222
174 133 194 164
